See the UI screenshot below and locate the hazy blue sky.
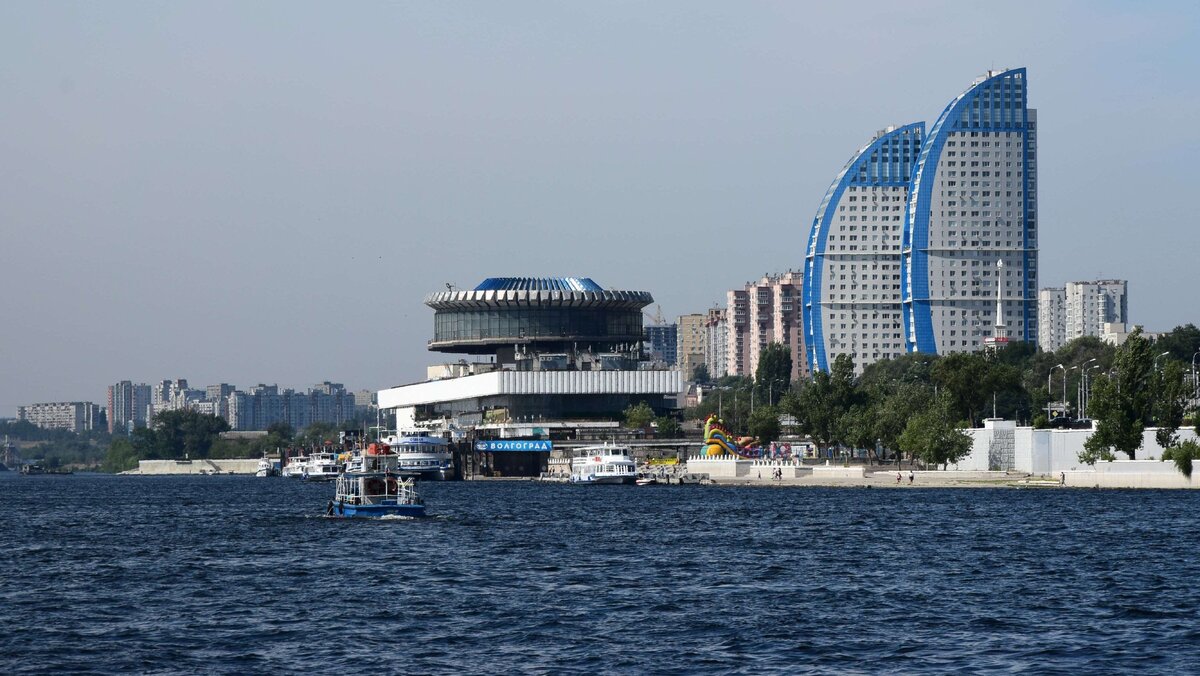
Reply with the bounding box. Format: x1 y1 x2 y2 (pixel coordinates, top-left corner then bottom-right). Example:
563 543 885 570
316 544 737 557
2 1 1198 413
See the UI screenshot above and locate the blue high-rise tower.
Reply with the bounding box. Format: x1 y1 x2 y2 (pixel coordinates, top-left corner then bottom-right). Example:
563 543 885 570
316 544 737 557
902 68 1038 354
803 123 923 374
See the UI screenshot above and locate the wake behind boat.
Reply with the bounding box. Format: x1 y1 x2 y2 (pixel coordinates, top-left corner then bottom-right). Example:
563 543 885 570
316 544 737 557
570 444 637 485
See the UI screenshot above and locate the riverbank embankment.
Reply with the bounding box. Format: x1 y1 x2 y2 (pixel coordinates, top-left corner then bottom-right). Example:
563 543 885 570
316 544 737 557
122 459 261 475
694 460 1199 489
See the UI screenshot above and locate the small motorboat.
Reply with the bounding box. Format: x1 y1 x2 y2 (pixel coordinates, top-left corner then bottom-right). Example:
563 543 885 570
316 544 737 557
255 456 280 477
327 447 426 519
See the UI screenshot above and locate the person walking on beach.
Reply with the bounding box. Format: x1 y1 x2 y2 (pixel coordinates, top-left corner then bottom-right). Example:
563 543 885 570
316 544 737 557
896 472 902 484
908 470 914 485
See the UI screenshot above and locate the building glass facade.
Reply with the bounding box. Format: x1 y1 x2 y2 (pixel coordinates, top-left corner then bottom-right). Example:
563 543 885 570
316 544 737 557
433 308 644 346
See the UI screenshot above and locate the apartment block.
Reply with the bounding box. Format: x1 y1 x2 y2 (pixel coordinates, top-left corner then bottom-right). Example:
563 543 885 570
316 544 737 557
1065 280 1128 342
644 323 678 365
107 381 151 433
16 401 101 433
704 308 729 379
1038 288 1066 351
677 313 706 380
727 272 806 382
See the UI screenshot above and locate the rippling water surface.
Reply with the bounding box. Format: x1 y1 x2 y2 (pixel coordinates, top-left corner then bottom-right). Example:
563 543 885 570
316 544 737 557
2 474 1199 674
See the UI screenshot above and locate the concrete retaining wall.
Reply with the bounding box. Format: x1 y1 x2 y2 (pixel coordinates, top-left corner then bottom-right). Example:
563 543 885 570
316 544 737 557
812 465 865 479
960 422 1199 475
686 456 750 478
134 459 261 475
1064 460 1200 489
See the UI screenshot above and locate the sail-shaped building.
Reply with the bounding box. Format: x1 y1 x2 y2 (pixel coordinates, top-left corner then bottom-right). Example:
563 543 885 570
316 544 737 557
902 68 1038 354
803 123 923 375
803 68 1038 374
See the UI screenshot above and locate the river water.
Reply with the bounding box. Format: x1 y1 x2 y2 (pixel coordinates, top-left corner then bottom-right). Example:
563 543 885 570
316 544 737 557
2 474 1199 674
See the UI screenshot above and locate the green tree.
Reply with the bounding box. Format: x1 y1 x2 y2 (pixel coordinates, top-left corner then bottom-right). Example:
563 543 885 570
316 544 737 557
790 354 857 457
838 403 879 461
623 401 655 430
1153 361 1188 449
296 422 337 448
653 415 681 439
145 409 231 459
874 382 935 461
1154 324 1200 364
859 352 938 390
931 353 988 425
1082 328 1155 463
1162 440 1200 478
267 421 295 444
747 406 781 445
755 342 792 404
691 363 711 385
897 396 973 469
102 437 140 473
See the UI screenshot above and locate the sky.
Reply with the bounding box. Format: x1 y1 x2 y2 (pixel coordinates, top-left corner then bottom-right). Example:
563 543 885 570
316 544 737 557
2 1 1198 414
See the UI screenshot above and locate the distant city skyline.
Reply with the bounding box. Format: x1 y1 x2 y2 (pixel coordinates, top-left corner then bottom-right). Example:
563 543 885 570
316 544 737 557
3 2 1198 412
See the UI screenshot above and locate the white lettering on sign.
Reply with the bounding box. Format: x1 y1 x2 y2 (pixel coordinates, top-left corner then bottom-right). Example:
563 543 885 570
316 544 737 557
475 440 553 452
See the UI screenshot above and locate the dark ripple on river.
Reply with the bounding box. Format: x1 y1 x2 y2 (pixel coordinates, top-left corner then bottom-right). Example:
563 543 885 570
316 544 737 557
2 475 1199 674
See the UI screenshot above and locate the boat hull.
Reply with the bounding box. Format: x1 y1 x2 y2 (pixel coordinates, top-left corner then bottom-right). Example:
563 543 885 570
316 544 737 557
570 475 635 485
401 466 451 481
330 502 427 518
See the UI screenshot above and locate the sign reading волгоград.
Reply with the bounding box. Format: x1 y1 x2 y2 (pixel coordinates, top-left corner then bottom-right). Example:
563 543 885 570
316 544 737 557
474 440 553 452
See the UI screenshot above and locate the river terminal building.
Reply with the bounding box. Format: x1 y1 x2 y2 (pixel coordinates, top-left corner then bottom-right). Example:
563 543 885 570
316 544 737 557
378 277 683 436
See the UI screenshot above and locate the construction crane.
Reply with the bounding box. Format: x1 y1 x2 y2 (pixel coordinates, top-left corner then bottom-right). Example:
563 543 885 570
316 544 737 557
643 304 666 326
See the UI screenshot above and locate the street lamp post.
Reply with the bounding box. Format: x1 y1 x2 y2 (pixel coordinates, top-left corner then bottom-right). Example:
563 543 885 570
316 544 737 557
1084 364 1101 418
768 378 787 407
1068 366 1080 419
1154 351 1171 371
1048 363 1065 422
1192 350 1200 402
1079 358 1098 419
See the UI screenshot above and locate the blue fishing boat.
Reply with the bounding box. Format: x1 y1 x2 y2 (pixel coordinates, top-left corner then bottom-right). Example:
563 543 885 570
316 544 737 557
326 448 426 519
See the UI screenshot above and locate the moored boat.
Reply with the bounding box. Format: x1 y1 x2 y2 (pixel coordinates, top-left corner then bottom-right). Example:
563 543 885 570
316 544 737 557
303 451 341 482
255 456 280 477
281 454 308 478
570 444 637 485
379 431 453 480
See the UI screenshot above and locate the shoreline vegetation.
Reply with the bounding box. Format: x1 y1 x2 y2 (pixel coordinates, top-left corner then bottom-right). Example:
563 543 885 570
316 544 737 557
683 327 1199 477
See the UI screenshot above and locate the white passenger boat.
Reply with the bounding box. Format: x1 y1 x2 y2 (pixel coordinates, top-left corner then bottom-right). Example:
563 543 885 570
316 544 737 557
378 431 453 480
281 454 308 478
570 445 637 485
303 451 342 482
